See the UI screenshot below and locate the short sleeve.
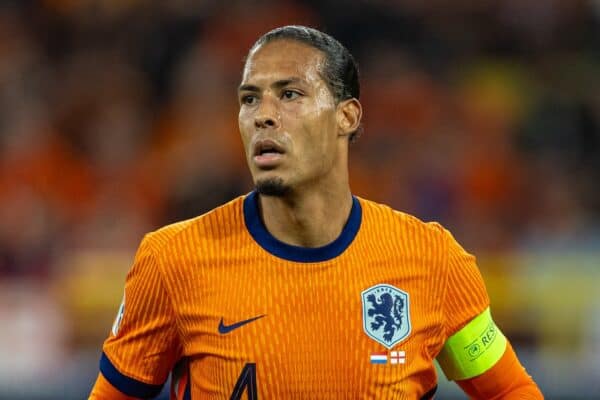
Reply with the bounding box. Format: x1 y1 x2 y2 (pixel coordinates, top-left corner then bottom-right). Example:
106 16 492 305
441 228 490 337
99 234 182 398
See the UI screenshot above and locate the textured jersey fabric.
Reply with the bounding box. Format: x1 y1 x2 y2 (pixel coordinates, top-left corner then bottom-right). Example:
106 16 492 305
96 191 489 399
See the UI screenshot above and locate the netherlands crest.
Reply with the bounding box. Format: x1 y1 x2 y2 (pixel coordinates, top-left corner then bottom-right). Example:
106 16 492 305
362 284 411 349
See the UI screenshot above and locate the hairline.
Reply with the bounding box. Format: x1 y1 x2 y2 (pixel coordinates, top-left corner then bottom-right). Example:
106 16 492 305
245 38 344 105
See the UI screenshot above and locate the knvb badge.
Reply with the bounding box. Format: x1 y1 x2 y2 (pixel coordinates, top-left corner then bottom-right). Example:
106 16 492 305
362 284 411 349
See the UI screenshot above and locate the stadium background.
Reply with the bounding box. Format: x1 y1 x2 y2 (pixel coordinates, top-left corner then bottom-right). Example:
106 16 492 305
0 0 599 398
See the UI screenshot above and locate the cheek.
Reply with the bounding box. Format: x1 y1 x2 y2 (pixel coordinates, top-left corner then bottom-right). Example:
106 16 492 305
238 108 250 131
238 111 253 153
311 89 338 149
298 115 336 167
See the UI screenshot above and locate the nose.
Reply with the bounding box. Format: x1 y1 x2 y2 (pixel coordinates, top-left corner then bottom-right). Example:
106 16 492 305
254 97 280 129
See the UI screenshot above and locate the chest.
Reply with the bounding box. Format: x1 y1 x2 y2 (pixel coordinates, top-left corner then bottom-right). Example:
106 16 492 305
168 254 445 398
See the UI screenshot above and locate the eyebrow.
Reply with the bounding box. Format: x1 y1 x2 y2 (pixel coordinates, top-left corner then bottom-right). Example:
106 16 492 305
238 77 305 93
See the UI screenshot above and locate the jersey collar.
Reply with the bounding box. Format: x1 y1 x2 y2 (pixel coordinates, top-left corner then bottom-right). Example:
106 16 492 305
243 191 362 263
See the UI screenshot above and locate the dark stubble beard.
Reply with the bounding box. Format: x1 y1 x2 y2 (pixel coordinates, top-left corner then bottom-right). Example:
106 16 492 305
255 177 290 197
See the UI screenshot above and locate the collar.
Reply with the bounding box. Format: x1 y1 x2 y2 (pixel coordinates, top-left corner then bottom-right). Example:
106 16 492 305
243 191 362 263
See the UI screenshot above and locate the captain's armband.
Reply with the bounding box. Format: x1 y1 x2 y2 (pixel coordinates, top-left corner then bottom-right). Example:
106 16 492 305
437 307 507 381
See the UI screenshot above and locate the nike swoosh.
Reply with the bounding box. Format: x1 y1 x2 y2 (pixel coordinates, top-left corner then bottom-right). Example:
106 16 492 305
218 314 266 334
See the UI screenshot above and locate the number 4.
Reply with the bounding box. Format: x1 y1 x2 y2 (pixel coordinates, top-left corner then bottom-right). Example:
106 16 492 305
230 363 257 400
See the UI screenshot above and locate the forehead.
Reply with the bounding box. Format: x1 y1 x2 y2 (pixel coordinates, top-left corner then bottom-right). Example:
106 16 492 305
241 40 326 84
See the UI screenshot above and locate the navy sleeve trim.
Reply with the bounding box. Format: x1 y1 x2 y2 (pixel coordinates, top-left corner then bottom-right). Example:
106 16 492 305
184 376 192 400
100 352 164 399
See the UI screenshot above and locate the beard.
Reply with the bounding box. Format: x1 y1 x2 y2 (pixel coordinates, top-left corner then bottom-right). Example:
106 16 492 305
255 177 290 197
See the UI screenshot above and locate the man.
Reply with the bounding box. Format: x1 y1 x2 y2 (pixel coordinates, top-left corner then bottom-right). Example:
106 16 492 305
89 26 543 399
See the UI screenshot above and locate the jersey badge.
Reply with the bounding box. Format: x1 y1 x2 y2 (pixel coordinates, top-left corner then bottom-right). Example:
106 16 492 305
111 294 125 336
362 284 411 349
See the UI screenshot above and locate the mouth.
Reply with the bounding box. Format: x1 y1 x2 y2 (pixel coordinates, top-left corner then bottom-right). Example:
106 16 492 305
253 139 286 157
252 139 286 168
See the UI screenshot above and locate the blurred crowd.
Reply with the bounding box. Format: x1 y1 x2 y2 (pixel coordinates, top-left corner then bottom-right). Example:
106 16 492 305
0 0 599 398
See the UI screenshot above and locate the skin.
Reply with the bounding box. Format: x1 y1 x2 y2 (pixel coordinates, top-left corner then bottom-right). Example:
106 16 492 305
238 39 362 248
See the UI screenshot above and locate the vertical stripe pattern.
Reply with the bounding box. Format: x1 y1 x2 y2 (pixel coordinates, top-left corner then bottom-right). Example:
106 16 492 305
99 194 490 399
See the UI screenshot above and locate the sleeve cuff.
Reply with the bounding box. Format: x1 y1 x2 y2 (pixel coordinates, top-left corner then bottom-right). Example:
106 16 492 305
99 352 164 399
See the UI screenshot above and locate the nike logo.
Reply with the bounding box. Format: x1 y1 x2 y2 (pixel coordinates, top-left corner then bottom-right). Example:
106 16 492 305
218 315 266 334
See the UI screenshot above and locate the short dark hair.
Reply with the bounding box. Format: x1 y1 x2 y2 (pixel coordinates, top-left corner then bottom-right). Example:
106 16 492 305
248 25 362 142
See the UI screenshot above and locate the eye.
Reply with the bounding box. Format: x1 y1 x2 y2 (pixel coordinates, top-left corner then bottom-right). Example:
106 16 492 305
281 90 301 100
241 94 258 105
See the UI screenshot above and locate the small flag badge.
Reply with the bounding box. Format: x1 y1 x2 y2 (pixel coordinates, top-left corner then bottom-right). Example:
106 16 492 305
370 352 388 364
390 350 406 364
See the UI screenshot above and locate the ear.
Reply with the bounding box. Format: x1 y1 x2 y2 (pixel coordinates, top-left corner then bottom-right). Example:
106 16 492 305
336 98 362 138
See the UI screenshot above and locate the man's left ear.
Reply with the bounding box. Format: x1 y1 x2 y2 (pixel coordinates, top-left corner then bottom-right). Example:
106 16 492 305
337 98 362 137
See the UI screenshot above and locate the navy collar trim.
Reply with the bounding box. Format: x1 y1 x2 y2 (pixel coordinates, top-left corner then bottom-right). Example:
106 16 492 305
243 191 362 263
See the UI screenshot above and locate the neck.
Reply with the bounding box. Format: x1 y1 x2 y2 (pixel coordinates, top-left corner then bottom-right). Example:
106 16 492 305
258 185 353 248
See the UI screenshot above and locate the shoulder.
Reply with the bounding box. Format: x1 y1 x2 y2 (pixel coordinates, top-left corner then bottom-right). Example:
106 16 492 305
141 195 247 254
357 196 447 242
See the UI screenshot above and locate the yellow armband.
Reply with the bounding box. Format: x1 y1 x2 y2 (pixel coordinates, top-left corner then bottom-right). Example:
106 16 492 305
437 307 507 381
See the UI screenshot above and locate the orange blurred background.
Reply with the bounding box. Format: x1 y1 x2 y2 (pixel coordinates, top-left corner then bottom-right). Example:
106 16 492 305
0 1 599 398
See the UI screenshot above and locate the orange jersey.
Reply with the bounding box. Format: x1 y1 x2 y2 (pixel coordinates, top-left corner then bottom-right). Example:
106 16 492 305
95 192 489 399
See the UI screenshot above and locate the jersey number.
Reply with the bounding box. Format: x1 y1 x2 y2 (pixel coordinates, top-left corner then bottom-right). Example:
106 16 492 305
230 363 257 400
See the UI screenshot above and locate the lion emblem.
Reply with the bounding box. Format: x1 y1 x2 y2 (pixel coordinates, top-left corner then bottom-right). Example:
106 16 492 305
362 284 411 348
366 292 405 343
